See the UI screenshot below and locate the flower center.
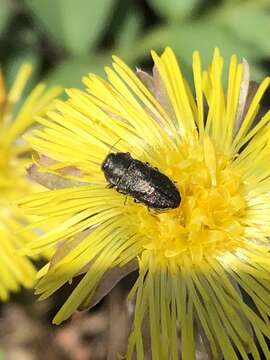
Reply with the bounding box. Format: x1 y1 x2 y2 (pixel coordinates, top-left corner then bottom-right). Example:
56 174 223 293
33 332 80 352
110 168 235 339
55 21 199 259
139 138 247 265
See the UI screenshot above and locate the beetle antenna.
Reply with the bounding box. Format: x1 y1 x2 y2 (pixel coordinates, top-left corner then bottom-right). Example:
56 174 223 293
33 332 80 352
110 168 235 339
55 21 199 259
108 138 121 153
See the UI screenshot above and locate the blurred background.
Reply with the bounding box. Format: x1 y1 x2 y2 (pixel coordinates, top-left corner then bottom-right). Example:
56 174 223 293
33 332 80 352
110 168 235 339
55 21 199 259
1 0 270 359
1 0 270 91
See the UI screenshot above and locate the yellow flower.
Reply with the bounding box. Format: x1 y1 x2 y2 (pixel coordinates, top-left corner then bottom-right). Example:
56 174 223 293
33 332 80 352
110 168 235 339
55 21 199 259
21 48 270 359
0 64 61 300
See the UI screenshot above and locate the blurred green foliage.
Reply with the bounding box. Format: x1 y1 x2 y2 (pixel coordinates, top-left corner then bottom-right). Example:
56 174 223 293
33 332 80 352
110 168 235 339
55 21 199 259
0 0 270 89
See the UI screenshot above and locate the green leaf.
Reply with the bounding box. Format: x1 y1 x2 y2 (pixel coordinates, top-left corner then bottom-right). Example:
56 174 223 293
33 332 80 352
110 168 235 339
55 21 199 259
167 23 260 63
0 0 11 35
23 0 64 46
45 55 111 88
135 22 262 64
123 22 267 84
147 0 201 21
115 10 142 51
217 3 270 56
24 0 115 55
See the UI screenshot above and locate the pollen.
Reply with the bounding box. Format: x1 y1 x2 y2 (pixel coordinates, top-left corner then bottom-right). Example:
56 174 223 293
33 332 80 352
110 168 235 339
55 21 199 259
141 137 247 266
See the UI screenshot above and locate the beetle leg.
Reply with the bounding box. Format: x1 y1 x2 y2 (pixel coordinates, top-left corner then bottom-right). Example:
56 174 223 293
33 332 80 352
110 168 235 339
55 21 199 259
106 184 114 189
116 187 127 195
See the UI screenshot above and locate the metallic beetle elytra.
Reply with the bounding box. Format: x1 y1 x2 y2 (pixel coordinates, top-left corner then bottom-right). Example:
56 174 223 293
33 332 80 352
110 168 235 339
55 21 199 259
102 152 181 209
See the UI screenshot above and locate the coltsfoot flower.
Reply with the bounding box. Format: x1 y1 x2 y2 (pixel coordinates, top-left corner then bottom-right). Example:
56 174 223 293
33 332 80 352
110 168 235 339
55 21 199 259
21 48 270 359
0 64 61 300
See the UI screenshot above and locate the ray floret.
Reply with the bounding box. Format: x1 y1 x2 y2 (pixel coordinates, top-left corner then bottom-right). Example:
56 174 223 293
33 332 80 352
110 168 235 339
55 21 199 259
22 48 270 359
0 64 61 300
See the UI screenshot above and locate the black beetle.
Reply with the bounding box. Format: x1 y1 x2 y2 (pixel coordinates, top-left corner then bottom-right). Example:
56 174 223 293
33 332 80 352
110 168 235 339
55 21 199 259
101 152 181 209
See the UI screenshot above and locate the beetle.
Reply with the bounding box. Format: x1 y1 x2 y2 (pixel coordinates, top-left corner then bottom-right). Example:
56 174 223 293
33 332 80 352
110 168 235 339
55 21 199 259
101 152 181 209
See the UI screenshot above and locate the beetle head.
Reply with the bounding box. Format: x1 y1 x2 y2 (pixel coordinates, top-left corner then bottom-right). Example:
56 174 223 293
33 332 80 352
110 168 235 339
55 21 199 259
102 152 132 185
